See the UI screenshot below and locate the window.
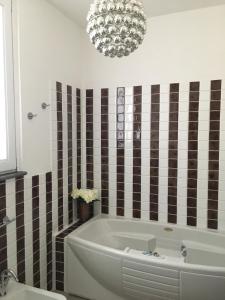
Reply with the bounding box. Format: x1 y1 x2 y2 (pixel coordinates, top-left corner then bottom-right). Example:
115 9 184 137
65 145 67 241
0 0 16 173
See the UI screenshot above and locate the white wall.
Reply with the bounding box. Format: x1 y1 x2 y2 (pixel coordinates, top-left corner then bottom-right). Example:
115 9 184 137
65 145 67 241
81 5 225 89
13 2 225 175
13 0 84 175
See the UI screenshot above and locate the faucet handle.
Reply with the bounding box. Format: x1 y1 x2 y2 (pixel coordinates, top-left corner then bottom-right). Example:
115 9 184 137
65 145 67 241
181 245 187 257
1 269 18 282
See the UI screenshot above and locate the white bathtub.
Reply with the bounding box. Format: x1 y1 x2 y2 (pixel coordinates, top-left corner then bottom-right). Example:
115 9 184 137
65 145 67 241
65 216 225 300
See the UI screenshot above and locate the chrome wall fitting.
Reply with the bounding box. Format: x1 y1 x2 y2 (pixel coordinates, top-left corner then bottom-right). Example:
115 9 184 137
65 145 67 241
41 102 50 110
0 216 16 228
27 112 37 120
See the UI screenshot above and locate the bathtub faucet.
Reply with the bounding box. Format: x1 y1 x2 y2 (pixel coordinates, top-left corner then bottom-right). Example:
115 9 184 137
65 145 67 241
181 245 187 257
0 269 19 296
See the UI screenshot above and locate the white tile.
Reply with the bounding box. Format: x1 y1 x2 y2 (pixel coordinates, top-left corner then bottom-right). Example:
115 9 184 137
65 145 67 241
124 87 133 218
197 84 210 228
158 85 169 223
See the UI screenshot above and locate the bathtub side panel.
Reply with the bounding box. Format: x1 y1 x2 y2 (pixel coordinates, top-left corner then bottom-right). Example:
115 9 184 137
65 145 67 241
180 272 225 300
65 242 124 300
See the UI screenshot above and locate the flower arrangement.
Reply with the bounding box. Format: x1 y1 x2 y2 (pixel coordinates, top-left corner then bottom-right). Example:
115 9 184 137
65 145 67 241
71 188 98 222
71 188 98 204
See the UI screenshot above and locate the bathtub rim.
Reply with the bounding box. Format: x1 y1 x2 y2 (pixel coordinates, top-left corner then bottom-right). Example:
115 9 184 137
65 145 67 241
68 214 225 238
66 215 225 275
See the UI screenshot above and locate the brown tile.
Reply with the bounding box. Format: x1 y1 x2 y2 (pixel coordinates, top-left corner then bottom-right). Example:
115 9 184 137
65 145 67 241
208 219 218 230
187 179 197 189
151 85 160 94
134 86 142 95
188 121 198 131
168 195 177 205
211 80 222 91
101 89 109 97
208 209 218 220
187 188 197 199
150 212 158 221
210 121 220 132
168 159 178 169
188 130 198 141
190 81 200 92
0 183 6 198
151 94 160 104
168 187 177 197
210 110 220 120
209 131 220 141
208 150 219 161
168 214 177 224
189 112 198 122
210 101 221 111
208 200 218 210
189 102 199 111
56 82 62 92
133 202 141 210
169 103 179 113
133 210 141 219
187 207 197 218
189 93 200 102
150 176 158 186
150 203 158 212
117 207 124 216
168 205 177 215
170 83 179 93
132 192 141 202
32 175 39 187
86 89 93 97
187 217 197 227
208 180 219 190
188 159 198 170
150 193 158 203
151 101 160 112
208 190 218 201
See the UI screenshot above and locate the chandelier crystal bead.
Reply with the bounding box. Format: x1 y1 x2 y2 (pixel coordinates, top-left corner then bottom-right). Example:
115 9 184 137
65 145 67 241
87 0 147 58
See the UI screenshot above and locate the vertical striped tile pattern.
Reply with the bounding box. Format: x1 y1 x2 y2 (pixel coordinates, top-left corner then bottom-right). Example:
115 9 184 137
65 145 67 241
55 234 64 291
150 85 160 221
168 83 179 224
56 82 64 231
15 177 25 283
117 88 125 216
187 82 200 226
67 85 73 224
208 80 222 229
133 86 142 219
0 80 80 290
101 88 109 214
76 89 82 189
32 175 40 287
46 172 52 290
86 89 94 189
0 181 7 273
55 220 83 291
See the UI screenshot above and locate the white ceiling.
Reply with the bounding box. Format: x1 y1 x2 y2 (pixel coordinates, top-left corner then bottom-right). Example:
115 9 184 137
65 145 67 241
48 0 225 27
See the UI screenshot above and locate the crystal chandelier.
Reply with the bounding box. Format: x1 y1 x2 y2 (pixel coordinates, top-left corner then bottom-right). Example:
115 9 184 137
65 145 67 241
87 0 147 58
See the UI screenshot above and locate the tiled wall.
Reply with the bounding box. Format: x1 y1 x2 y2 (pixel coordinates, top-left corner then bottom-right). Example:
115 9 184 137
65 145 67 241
52 82 79 229
101 89 109 214
83 79 225 231
1 78 224 294
55 220 83 291
0 174 53 289
0 81 78 290
0 167 76 290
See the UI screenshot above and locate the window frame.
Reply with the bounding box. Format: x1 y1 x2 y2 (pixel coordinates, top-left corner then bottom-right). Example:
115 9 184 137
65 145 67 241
0 0 16 173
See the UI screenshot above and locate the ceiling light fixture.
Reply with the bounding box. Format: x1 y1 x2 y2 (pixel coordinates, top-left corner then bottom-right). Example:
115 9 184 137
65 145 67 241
87 0 147 58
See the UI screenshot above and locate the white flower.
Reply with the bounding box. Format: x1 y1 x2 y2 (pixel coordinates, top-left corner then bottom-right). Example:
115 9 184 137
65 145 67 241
71 188 98 204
